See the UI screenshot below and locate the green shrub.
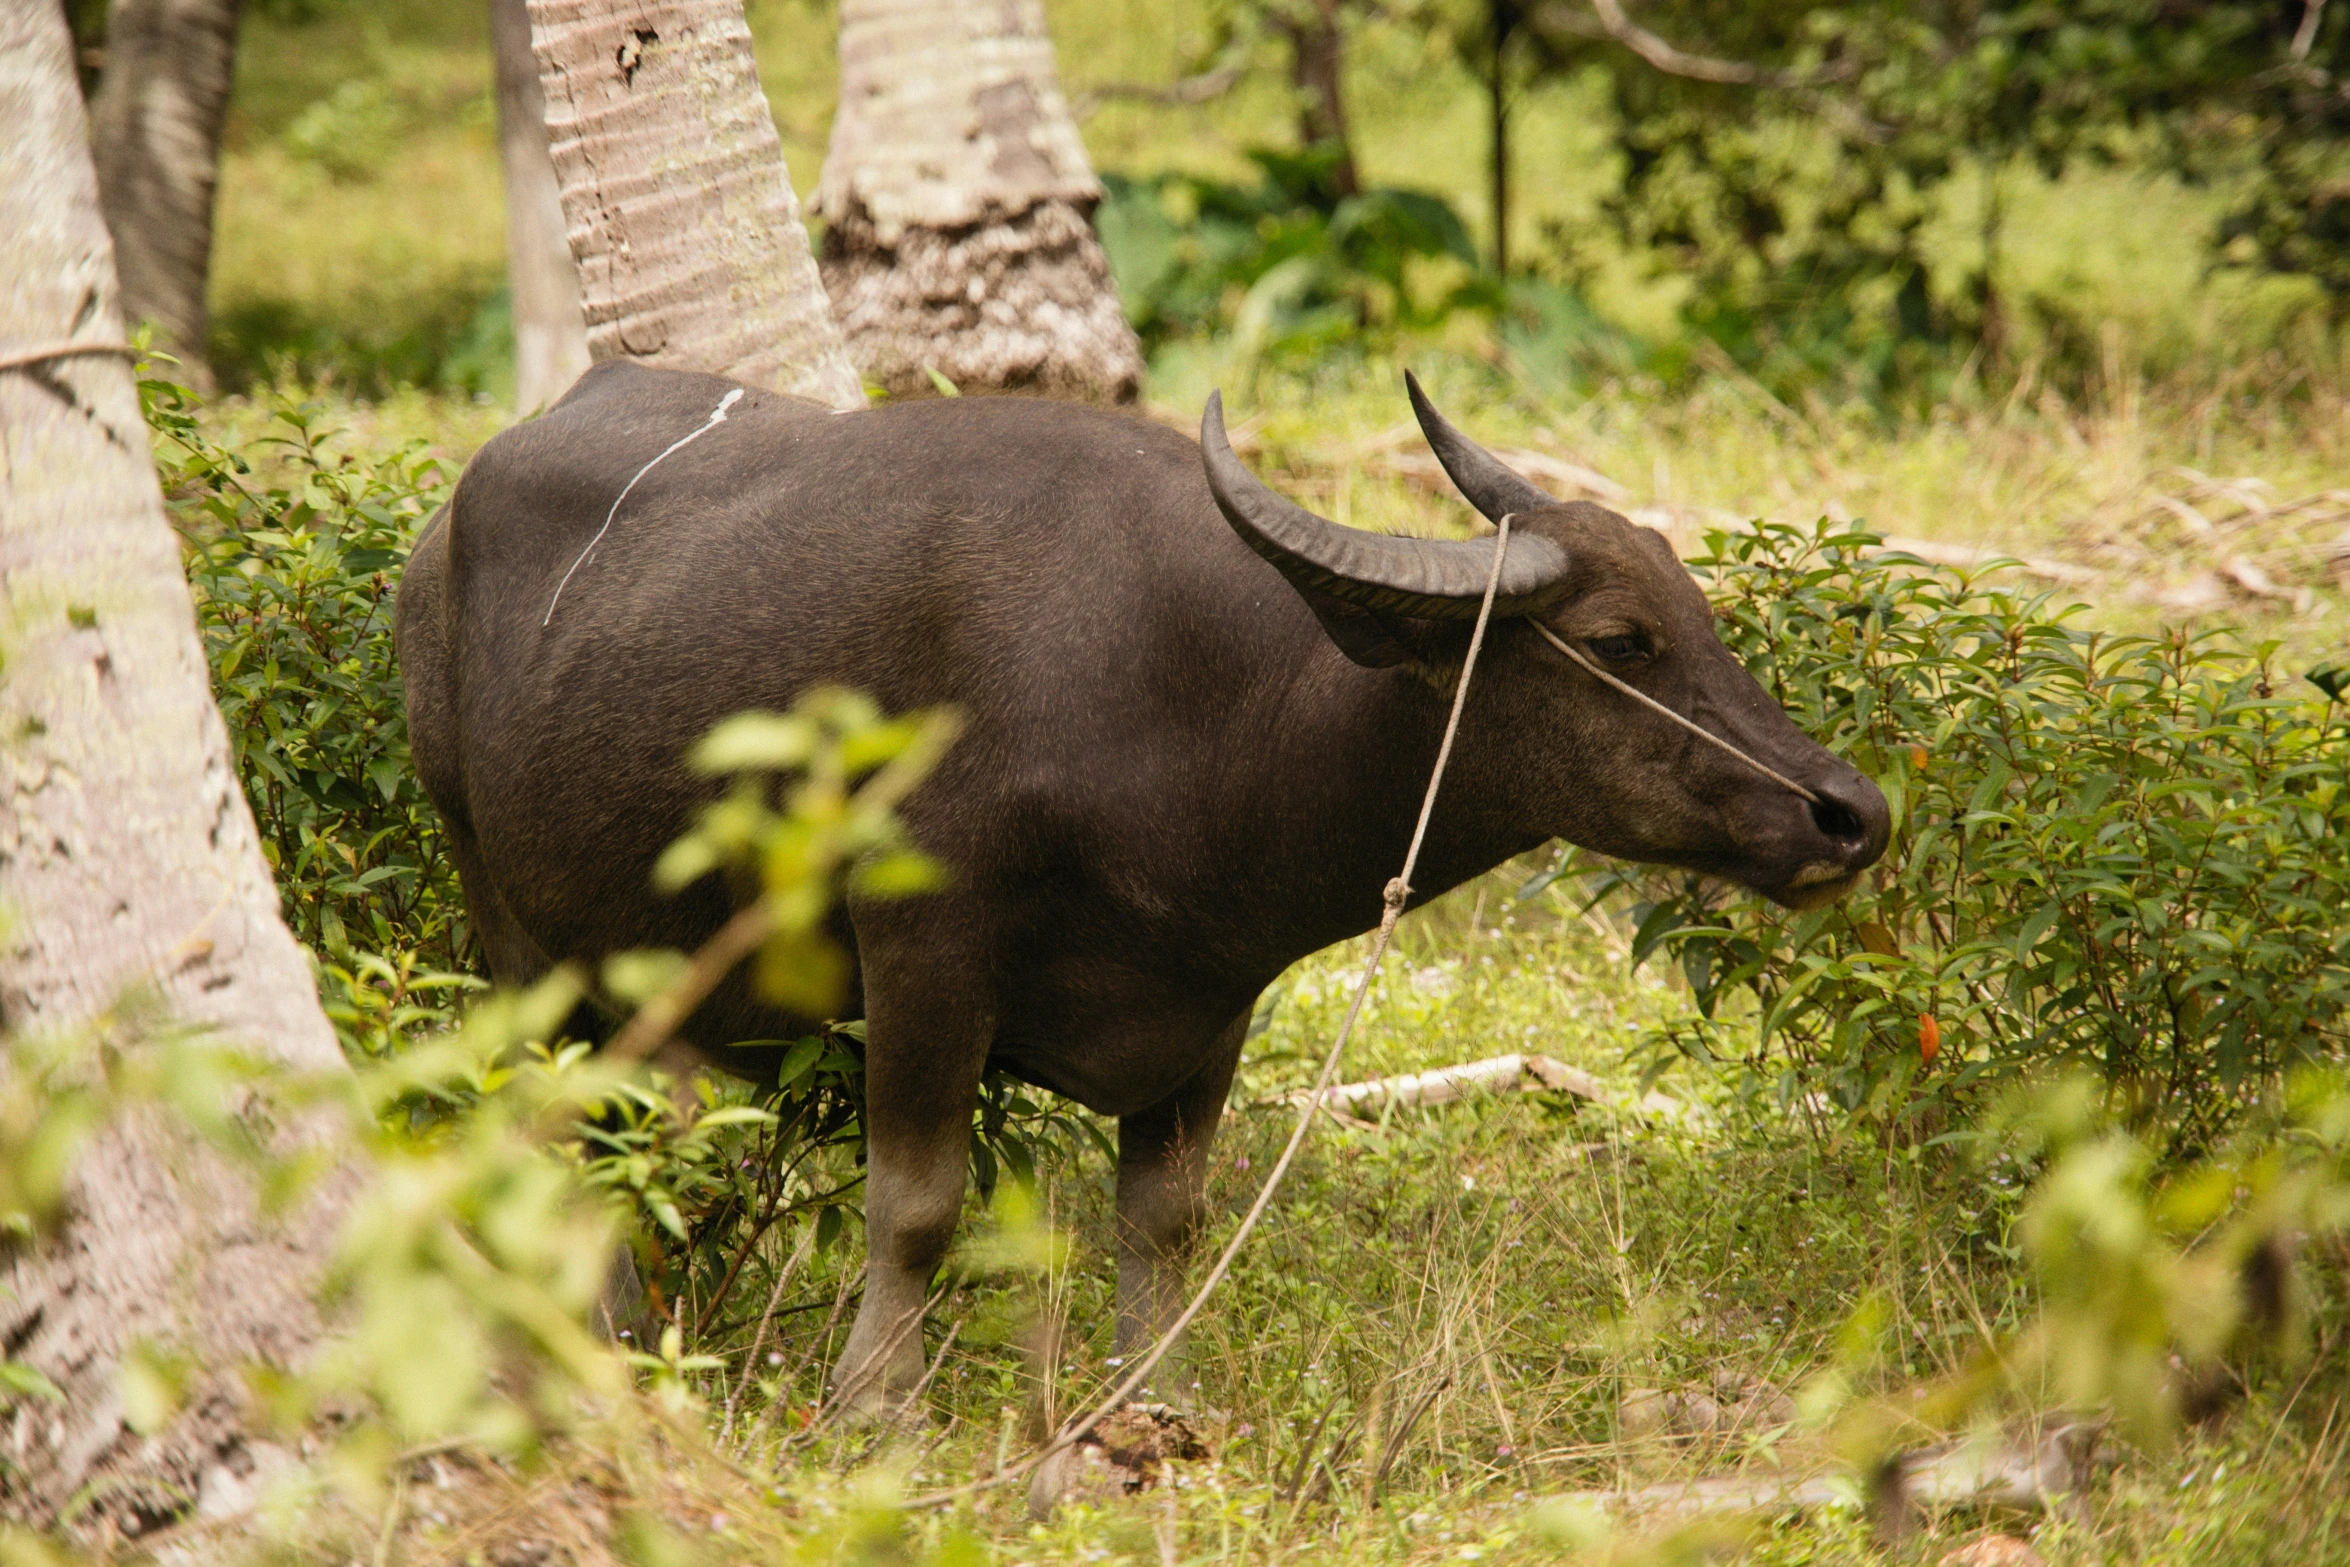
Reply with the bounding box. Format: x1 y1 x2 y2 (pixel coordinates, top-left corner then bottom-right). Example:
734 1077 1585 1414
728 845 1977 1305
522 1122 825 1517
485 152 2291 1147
1096 145 1498 359
1578 521 2350 1147
144 375 464 972
207 283 511 400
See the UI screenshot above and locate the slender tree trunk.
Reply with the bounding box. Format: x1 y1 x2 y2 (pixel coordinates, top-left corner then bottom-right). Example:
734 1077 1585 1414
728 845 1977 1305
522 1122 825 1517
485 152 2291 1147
0 5 347 1535
87 0 239 390
526 0 863 408
493 0 590 412
817 0 1143 402
1490 0 1517 275
1274 0 1360 198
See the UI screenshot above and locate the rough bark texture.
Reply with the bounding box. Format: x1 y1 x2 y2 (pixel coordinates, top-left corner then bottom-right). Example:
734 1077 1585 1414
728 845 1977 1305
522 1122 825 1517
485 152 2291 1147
493 0 591 411
817 0 1143 401
0 5 347 1535
87 0 239 389
527 0 864 408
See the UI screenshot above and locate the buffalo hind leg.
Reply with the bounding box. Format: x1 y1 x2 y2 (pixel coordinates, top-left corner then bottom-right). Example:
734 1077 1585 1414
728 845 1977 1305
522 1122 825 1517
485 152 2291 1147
1112 1007 1250 1405
831 933 995 1416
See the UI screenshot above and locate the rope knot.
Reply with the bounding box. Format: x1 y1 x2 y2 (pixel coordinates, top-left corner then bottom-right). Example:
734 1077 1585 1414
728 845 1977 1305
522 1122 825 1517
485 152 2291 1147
1382 876 1410 911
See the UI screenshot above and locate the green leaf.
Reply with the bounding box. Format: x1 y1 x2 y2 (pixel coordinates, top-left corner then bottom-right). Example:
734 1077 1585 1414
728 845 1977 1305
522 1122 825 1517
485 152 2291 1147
0 1362 62 1403
689 711 817 774
603 949 689 1007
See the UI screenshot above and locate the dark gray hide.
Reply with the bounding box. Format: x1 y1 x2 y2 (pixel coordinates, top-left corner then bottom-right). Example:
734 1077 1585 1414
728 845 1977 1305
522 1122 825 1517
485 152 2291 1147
397 359 1887 1406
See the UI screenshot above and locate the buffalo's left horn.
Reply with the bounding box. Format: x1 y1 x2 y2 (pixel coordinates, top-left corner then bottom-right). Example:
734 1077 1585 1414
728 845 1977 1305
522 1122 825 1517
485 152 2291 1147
1404 370 1557 524
1200 391 1571 621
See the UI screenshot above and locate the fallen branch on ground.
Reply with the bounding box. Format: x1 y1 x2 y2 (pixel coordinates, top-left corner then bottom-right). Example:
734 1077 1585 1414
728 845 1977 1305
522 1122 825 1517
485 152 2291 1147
1071 68 1242 118
1550 1419 2103 1524
1283 1052 1598 1114
1277 1052 1692 1122
1375 446 1632 507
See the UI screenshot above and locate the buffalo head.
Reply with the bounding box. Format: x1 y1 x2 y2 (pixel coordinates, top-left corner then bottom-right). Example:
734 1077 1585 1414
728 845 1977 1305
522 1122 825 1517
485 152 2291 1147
1199 377 1890 909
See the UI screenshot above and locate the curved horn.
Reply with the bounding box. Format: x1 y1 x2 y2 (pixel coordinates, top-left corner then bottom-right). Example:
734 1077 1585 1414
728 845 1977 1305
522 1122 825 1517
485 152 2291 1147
1200 391 1570 621
1405 370 1557 523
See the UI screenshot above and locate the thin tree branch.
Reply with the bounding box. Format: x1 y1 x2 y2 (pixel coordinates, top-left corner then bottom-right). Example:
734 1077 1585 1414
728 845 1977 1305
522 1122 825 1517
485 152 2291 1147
2293 0 2329 63
598 901 774 1072
1072 67 1243 119
1537 0 1851 88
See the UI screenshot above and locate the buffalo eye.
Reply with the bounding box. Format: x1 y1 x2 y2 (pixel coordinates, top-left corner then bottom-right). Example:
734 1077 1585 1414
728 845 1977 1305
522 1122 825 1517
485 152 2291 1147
1589 632 1652 665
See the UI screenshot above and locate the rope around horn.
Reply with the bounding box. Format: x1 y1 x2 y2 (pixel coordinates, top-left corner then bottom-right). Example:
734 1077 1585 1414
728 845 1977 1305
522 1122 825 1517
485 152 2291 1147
901 516 1521 1511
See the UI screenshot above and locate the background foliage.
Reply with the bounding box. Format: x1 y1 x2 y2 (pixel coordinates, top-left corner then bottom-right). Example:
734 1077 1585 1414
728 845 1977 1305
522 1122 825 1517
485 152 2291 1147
1581 522 2350 1148
202 0 2346 401
1098 144 1493 359
1519 0 2350 397
147 371 465 971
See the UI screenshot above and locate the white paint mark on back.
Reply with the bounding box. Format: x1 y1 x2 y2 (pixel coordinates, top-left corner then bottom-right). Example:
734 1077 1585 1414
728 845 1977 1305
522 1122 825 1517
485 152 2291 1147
543 387 746 626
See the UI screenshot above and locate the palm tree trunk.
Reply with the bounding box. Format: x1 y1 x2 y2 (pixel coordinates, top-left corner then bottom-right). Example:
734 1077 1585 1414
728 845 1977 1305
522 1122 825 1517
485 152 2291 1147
818 0 1144 402
493 0 590 411
87 0 239 390
0 4 347 1534
525 0 864 408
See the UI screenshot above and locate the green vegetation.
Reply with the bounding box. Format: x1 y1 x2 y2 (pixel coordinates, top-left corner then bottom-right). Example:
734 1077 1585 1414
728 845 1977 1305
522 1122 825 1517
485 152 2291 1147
210 0 2346 404
149 376 462 969
95 0 2350 1559
1098 146 1495 360
1619 522 2350 1146
1518 2 2350 399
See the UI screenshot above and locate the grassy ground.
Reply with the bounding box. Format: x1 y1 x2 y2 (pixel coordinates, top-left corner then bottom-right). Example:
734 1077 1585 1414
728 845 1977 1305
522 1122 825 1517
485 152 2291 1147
492 863 2346 1567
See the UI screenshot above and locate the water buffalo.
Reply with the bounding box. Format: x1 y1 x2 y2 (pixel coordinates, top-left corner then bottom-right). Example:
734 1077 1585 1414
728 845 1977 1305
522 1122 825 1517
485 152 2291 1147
396 359 1888 1409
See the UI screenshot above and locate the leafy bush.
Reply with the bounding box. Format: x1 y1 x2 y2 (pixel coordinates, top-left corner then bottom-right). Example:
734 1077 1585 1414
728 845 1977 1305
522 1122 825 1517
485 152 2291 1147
1096 145 1498 359
1579 521 2350 1146
1525 1 2350 399
144 375 465 971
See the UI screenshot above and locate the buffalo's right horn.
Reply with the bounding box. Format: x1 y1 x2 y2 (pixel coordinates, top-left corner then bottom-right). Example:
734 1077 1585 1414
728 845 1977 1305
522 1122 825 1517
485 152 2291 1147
1404 370 1557 524
1200 393 1570 621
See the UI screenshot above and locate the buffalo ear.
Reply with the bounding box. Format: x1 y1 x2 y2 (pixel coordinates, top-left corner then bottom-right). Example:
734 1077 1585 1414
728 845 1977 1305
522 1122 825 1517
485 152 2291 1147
1293 584 1413 668
1292 586 1475 678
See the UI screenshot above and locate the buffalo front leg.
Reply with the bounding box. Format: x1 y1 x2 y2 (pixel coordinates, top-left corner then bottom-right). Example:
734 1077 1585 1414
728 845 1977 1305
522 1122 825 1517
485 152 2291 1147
832 951 994 1416
1112 1008 1249 1404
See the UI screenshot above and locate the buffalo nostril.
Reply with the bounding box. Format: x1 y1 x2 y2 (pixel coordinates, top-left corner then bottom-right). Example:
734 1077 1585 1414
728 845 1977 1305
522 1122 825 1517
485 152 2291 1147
1809 795 1866 846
